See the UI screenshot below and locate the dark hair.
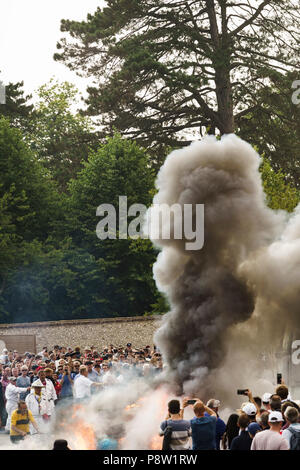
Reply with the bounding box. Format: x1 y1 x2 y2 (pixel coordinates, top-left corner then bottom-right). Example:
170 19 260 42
225 414 239 447
260 411 270 429
238 413 250 429
52 439 70 450
281 401 300 414
275 385 288 400
270 395 282 411
254 396 262 409
168 399 180 415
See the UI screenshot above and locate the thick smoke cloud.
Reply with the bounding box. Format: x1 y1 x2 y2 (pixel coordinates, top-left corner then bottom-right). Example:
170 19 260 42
147 134 294 397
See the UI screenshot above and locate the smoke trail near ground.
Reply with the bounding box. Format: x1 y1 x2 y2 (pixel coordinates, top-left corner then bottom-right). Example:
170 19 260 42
147 133 297 398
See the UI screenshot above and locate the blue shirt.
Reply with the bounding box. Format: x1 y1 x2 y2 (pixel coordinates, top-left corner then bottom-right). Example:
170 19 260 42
190 415 217 450
59 374 73 398
204 412 226 450
16 376 31 400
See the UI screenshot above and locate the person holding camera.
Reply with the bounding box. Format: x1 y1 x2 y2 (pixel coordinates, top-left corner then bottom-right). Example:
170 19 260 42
159 399 191 450
59 366 74 400
187 398 217 450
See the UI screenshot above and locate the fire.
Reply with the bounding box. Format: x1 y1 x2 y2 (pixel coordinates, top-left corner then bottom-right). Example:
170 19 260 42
125 403 141 411
59 403 96 450
150 434 163 450
72 419 96 450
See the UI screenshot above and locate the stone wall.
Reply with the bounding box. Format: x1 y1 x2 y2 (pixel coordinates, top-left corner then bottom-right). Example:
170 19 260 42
0 316 162 353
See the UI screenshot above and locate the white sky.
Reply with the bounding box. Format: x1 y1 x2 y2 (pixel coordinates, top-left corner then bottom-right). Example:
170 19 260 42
0 0 106 99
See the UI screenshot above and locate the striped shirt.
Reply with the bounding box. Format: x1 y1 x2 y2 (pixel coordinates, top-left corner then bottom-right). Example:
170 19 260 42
160 419 191 450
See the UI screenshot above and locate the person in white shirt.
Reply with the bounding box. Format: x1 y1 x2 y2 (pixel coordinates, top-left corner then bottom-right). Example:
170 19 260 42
25 380 46 434
37 370 57 418
73 365 101 400
251 411 289 450
5 377 31 431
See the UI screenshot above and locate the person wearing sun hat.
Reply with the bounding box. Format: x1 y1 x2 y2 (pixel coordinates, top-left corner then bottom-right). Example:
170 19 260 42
262 393 272 411
25 379 46 434
251 411 289 450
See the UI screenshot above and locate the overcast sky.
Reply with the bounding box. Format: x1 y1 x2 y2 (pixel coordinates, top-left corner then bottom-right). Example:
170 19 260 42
0 0 106 99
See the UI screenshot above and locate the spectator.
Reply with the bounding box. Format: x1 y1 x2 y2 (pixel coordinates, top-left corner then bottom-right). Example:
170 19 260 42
160 399 191 450
248 422 261 438
222 413 239 450
251 411 289 450
241 403 257 423
59 366 74 400
230 413 252 450
282 406 300 449
189 399 217 450
5 377 30 432
261 393 272 411
276 385 289 403
206 398 226 450
16 366 31 401
52 439 71 450
270 395 282 411
258 411 270 430
73 365 101 400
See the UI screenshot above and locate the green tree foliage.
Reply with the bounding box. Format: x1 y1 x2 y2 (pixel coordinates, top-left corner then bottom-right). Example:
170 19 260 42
0 118 61 241
238 71 300 186
29 80 96 191
67 134 163 317
0 80 34 131
261 158 300 212
0 131 167 322
54 1 300 148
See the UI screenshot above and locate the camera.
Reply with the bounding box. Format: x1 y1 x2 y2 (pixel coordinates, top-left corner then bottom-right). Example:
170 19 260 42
237 389 249 395
277 373 282 385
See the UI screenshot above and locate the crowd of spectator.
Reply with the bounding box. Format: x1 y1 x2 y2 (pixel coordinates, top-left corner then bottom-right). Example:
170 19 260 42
160 384 300 450
1 343 300 450
0 343 163 443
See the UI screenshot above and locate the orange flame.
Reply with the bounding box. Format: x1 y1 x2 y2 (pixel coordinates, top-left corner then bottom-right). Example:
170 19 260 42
60 403 96 450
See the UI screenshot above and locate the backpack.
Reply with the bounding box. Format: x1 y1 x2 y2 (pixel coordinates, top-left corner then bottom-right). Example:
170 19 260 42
162 423 173 450
289 427 300 450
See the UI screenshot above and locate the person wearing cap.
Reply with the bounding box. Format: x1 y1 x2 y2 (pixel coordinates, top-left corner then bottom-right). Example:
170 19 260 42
248 422 261 438
241 402 257 422
83 347 91 359
282 406 300 449
25 380 46 434
262 393 272 411
16 366 31 401
5 377 31 432
10 400 39 443
206 399 226 450
251 411 289 450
